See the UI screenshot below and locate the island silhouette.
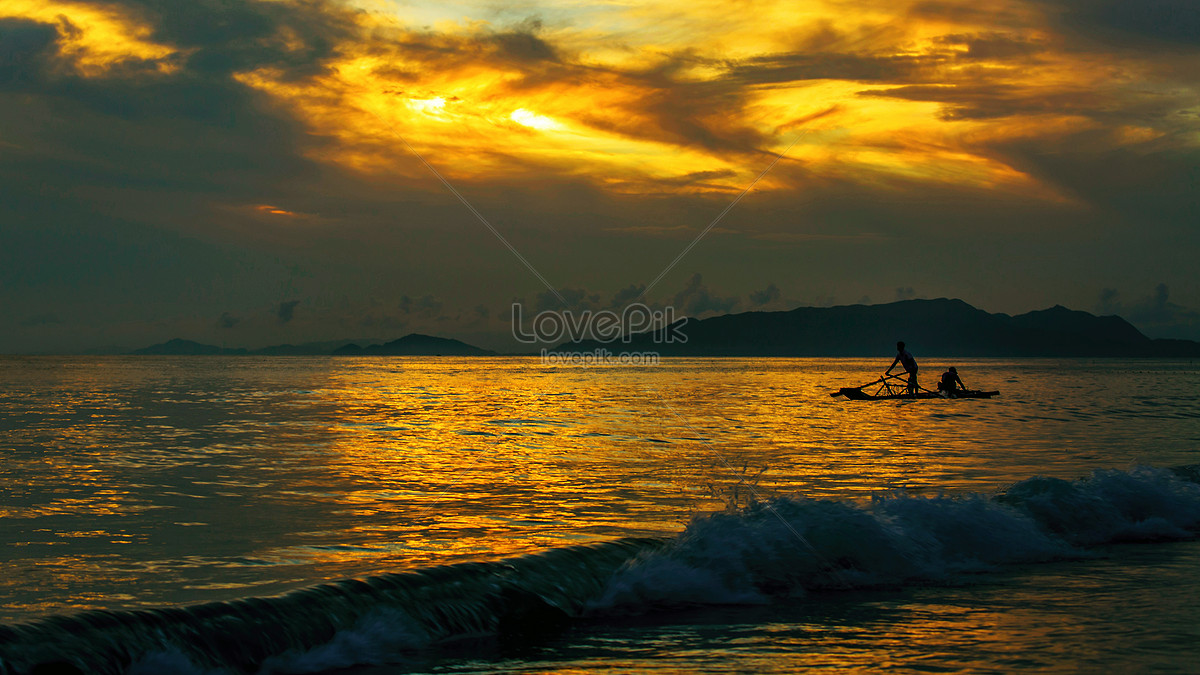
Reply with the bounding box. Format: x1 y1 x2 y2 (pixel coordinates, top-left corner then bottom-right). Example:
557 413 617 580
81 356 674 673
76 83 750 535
131 299 1200 357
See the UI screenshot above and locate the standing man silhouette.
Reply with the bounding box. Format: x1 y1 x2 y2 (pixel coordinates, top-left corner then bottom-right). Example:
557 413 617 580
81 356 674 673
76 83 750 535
887 341 919 394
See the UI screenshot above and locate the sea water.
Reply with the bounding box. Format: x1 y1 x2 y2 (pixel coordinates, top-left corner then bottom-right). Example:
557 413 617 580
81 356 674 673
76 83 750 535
0 356 1198 673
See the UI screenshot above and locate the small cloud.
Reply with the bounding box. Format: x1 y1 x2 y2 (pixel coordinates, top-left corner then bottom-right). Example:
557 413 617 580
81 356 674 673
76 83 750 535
611 283 647 308
895 287 916 301
491 21 559 62
1096 287 1122 315
534 287 600 313
276 300 300 324
672 273 739 316
1105 283 1200 340
749 283 781 307
399 294 444 317
1127 283 1195 324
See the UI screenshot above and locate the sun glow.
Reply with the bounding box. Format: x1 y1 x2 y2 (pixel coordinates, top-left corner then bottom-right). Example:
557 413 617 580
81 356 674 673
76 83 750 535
510 109 564 131
408 97 448 116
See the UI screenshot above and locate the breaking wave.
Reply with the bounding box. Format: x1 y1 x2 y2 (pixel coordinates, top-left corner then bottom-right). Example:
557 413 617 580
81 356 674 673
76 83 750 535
3 465 1198 675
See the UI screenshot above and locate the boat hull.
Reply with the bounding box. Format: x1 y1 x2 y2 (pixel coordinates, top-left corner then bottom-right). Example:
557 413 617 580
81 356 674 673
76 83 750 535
837 388 999 401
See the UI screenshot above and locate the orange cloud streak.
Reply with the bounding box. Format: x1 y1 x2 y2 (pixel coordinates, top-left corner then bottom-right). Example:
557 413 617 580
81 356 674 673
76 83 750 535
20 0 1196 205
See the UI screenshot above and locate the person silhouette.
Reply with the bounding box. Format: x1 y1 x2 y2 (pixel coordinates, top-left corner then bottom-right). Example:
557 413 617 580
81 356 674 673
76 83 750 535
937 366 966 397
887 341 919 394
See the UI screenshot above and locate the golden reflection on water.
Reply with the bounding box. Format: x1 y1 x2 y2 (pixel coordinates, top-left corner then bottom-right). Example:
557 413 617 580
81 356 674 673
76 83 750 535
1 356 1197 621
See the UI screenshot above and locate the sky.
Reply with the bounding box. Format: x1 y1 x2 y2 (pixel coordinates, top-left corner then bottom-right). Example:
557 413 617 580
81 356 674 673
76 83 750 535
1 0 1198 352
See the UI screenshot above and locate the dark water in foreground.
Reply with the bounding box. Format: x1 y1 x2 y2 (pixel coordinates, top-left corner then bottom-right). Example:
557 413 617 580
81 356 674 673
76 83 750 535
1 357 1198 673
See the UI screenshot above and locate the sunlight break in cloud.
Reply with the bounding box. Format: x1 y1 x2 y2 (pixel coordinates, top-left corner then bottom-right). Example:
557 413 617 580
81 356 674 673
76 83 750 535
510 108 563 131
254 204 299 217
212 0 1196 203
407 96 448 117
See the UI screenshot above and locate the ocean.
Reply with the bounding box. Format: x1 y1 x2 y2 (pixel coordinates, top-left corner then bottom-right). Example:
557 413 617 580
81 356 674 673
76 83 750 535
1 356 1198 673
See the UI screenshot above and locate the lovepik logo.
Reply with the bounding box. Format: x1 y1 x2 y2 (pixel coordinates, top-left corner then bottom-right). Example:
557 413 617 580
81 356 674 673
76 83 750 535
511 303 687 345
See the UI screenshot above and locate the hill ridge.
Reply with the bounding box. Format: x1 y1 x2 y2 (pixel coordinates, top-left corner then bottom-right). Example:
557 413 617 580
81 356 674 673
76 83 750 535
548 298 1200 357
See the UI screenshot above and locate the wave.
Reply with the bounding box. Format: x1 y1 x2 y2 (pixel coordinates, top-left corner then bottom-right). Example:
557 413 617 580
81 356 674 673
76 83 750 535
3 466 1199 675
596 465 1200 611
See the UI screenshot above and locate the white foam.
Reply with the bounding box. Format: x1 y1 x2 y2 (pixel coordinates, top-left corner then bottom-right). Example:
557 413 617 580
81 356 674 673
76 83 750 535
591 466 1200 613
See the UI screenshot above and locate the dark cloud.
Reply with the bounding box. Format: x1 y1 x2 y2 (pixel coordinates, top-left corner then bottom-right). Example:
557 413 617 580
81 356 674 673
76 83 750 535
672 273 738 317
0 22 319 206
276 300 300 323
933 33 1047 60
571 47 938 156
492 19 559 63
399 294 445 317
749 283 781 306
533 287 600 313
726 52 935 87
88 0 358 77
909 1 1030 27
591 68 765 154
996 131 1200 230
1096 287 1121 315
611 284 647 308
861 83 1108 121
0 19 60 88
1094 284 1200 339
1126 284 1200 329
1035 0 1200 47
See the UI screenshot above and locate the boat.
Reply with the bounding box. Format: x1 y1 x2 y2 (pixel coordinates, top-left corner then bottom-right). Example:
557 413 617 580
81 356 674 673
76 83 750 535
835 387 999 401
831 372 999 400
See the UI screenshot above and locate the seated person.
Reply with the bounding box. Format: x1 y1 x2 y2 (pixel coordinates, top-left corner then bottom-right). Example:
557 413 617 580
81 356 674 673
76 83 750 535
937 367 965 396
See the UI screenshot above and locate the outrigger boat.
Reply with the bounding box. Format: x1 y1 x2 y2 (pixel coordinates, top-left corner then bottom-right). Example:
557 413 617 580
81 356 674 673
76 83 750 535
831 372 999 401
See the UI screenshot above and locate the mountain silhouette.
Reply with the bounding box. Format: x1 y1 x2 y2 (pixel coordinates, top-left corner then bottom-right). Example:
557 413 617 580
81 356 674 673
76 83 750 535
131 334 493 356
334 334 495 356
549 298 1200 357
131 339 247 355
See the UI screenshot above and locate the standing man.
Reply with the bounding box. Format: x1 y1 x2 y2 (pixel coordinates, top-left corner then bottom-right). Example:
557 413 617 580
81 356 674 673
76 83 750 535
887 341 919 394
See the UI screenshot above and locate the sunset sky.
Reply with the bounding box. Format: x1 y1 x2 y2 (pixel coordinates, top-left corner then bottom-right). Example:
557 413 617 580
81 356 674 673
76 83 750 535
2 0 1198 351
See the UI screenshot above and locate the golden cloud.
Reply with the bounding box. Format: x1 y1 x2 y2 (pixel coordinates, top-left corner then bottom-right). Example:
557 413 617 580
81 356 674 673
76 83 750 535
21 0 1196 205
0 0 179 76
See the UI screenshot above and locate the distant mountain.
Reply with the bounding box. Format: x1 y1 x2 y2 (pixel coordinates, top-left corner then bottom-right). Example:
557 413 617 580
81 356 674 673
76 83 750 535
549 298 1200 357
253 339 386 356
131 334 493 356
334 334 495 356
131 339 247 355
